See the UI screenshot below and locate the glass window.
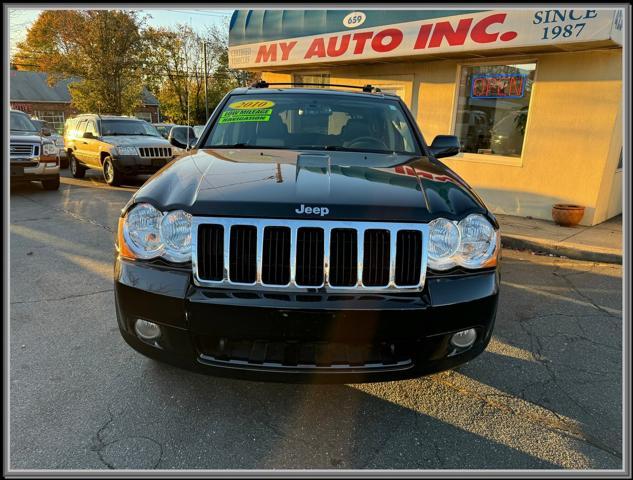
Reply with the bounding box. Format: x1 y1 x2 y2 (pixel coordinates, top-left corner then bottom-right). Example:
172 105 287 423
77 120 88 136
454 62 536 158
34 110 65 134
100 119 161 137
294 73 330 88
205 93 419 155
85 121 97 136
10 111 38 133
135 111 153 122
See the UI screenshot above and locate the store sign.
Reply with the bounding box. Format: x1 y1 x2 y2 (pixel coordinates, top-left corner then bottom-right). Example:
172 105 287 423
471 74 526 99
11 103 33 114
230 9 622 69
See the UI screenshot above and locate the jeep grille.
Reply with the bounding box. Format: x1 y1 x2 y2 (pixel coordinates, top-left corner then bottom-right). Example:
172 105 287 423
193 218 429 293
138 147 172 158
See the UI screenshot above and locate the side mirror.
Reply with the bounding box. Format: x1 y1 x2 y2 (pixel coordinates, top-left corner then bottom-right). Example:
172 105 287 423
429 135 460 158
41 128 52 136
169 136 187 149
83 131 95 139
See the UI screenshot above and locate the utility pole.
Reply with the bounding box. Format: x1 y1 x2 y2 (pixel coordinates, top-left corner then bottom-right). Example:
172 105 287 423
203 41 209 121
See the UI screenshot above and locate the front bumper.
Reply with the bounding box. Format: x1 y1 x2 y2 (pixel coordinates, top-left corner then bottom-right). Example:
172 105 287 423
113 154 173 175
114 257 499 383
10 159 60 182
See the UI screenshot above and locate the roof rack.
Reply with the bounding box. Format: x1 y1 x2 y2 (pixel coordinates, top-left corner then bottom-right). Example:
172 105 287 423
250 80 382 93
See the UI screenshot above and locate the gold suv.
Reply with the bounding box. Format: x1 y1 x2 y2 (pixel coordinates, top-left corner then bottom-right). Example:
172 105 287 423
64 115 175 186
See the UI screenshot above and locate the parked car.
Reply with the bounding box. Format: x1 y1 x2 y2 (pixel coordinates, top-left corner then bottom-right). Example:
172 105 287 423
10 110 60 190
64 115 176 186
153 123 177 139
114 85 500 383
30 118 68 168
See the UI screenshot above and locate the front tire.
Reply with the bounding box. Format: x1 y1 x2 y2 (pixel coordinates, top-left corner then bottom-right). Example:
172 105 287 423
42 176 60 191
69 152 86 178
102 156 123 186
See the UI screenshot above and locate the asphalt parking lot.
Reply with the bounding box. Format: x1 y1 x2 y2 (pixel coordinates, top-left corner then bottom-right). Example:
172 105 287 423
9 170 623 470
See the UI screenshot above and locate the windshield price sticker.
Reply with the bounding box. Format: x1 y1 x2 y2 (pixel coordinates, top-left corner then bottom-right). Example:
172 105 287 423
229 100 275 109
219 108 272 124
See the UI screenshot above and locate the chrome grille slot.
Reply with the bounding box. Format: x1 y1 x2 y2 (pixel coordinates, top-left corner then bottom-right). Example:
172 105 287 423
262 227 290 285
198 225 224 281
193 218 429 293
296 228 324 286
396 230 423 286
362 230 390 287
329 229 357 287
229 225 257 284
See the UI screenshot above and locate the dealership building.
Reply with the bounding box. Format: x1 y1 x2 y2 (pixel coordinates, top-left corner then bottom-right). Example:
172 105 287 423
229 8 623 226
9 70 161 132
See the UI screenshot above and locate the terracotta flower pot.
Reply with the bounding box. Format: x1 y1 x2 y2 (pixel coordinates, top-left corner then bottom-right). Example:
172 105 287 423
552 204 585 227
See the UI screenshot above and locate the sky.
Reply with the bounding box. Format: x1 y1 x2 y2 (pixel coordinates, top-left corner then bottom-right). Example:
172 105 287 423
8 8 234 56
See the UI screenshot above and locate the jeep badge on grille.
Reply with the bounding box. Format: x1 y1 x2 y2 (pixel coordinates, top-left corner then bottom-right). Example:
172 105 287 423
295 204 330 216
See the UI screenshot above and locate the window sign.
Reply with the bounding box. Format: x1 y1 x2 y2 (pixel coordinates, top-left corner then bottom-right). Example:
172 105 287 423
454 62 536 158
470 74 527 99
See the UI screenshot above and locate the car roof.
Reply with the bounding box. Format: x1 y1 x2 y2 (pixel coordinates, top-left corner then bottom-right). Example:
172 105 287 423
229 86 399 100
72 114 145 120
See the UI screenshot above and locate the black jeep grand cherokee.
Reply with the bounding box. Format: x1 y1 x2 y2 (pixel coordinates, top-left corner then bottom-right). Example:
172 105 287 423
114 84 500 383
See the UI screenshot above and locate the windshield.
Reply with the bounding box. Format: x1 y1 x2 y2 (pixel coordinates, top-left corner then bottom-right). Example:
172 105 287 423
154 125 174 138
205 93 419 155
11 112 38 133
101 120 161 137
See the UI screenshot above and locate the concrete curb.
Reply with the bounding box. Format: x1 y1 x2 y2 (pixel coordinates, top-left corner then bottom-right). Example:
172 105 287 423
501 235 622 265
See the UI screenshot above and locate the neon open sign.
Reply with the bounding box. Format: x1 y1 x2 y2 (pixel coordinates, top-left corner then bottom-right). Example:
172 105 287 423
471 74 527 99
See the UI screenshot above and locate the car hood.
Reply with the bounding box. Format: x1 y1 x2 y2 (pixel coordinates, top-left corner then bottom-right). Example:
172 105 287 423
101 135 171 147
10 132 43 143
131 148 489 222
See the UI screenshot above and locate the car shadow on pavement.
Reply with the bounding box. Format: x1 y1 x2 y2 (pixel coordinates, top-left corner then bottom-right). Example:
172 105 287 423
8 188 622 470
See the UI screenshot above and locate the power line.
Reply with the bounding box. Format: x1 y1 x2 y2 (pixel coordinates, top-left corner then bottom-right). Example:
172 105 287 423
164 9 232 18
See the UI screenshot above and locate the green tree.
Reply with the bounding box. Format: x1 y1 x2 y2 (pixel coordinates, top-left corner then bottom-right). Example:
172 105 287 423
12 10 148 115
144 23 259 125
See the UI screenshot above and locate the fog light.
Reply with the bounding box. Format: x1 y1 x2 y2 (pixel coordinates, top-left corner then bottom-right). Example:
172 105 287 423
450 328 477 349
134 319 161 341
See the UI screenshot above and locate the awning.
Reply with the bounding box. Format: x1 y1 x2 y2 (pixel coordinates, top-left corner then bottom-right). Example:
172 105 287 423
229 9 623 70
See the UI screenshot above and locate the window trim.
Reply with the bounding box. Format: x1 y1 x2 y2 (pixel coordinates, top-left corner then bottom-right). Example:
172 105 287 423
448 58 539 167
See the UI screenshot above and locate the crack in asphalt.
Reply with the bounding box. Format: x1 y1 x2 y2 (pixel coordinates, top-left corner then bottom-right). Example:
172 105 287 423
510 311 622 460
11 289 114 305
90 404 164 470
16 193 116 233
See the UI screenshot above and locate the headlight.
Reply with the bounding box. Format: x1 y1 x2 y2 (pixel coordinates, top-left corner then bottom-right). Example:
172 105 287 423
427 214 498 271
160 210 193 262
42 142 57 156
119 203 192 263
116 146 138 156
457 214 498 268
428 218 461 270
122 203 164 259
